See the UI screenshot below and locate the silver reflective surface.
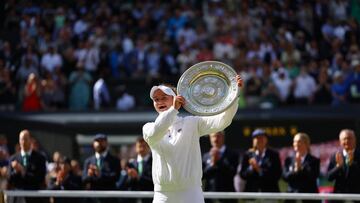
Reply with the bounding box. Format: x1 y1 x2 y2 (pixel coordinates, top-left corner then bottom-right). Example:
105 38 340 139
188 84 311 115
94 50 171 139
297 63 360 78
177 61 238 116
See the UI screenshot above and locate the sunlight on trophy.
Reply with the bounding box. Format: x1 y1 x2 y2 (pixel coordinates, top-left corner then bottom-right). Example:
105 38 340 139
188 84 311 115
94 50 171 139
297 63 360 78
177 61 239 116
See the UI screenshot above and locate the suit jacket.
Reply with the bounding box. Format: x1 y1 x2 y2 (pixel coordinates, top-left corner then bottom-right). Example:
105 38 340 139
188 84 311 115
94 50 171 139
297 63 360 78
283 153 320 193
117 155 153 191
240 148 282 192
48 172 82 190
202 146 239 192
327 148 360 193
8 150 46 190
48 172 83 203
82 152 120 190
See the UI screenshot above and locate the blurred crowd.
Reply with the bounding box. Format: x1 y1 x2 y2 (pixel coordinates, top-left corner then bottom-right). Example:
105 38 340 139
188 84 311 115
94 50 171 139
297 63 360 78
0 0 360 111
0 128 359 203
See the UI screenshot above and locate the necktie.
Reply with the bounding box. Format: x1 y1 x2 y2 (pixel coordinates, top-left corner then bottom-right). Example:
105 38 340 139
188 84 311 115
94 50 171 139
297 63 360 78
138 161 143 176
256 152 262 165
22 154 28 167
97 156 103 169
345 155 352 166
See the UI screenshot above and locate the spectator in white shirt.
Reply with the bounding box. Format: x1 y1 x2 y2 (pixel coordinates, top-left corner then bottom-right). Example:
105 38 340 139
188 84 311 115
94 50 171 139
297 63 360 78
93 75 111 110
145 46 161 78
115 86 135 111
73 15 89 37
176 23 197 50
273 68 292 104
271 60 288 80
176 47 196 74
40 46 63 74
75 40 99 73
293 66 317 104
213 33 236 61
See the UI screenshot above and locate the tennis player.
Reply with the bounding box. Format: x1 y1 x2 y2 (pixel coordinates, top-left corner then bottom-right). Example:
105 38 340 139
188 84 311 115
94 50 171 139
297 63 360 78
143 75 243 203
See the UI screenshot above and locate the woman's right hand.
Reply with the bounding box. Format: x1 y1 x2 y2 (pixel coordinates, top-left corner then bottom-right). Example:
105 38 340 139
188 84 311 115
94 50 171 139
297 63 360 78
236 75 243 87
173 95 185 110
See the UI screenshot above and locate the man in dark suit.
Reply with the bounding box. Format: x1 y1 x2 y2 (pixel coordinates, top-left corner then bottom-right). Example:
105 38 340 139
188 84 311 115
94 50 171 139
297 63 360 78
8 129 47 203
202 131 238 203
48 157 82 203
117 137 153 203
327 129 360 200
283 133 320 203
83 133 120 203
240 129 282 192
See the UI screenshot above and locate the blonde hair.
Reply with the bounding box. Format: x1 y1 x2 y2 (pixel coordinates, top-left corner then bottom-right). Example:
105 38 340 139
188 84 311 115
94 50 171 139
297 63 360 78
294 132 311 152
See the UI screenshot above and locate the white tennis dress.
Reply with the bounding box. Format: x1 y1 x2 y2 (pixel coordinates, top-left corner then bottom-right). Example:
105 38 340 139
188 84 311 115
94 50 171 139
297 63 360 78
143 99 238 203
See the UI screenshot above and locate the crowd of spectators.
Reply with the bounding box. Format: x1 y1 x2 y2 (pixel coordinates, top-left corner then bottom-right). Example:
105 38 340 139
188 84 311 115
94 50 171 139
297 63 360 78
1 0 360 112
0 128 359 203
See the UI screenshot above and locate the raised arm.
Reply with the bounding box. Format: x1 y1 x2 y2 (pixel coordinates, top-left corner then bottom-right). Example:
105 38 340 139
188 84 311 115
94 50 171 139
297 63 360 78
197 75 242 136
197 98 239 136
143 106 178 146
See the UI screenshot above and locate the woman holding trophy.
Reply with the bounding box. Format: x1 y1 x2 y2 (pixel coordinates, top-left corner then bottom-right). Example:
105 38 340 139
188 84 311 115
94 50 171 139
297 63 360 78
143 61 243 203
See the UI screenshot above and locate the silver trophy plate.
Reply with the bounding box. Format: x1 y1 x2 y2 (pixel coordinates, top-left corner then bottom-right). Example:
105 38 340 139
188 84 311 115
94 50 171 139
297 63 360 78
177 61 239 116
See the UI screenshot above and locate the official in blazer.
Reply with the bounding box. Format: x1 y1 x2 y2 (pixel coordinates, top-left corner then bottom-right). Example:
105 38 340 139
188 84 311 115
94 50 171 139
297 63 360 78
240 129 282 192
83 133 120 190
48 157 82 203
117 137 153 203
202 131 239 203
8 129 47 203
83 133 120 203
283 133 320 203
117 137 153 191
327 129 360 195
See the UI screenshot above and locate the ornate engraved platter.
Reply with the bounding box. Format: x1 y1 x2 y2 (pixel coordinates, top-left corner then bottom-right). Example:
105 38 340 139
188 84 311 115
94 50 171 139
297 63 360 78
177 61 239 116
